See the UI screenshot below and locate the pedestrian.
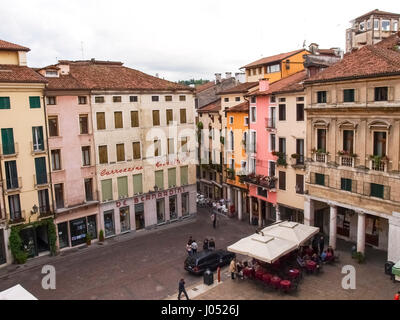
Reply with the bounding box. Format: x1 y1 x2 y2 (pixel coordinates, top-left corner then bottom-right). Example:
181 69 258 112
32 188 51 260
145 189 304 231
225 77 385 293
186 243 192 256
229 258 237 280
187 236 193 246
312 236 319 255
203 238 209 251
211 212 217 229
178 278 189 300
208 238 215 250
319 235 325 255
394 290 400 300
191 239 198 254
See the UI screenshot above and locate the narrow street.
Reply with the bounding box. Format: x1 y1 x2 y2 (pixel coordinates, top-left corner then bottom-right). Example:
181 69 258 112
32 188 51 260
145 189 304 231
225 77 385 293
0 208 255 300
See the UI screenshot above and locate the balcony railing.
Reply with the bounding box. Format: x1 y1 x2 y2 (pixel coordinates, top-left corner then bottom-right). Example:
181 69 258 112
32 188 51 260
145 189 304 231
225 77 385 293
3 177 22 192
31 141 46 154
340 156 355 167
242 174 277 189
0 143 19 158
8 210 26 224
265 117 276 130
314 152 328 164
370 159 387 172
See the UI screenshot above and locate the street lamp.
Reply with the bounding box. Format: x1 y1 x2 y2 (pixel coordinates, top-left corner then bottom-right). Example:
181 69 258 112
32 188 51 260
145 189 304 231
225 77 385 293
31 204 38 215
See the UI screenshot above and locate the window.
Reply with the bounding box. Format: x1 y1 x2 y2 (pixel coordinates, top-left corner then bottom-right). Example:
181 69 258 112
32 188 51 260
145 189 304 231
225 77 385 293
99 146 108 164
5 161 18 189
131 111 139 127
180 109 187 124
114 111 123 129
235 97 240 102
373 132 386 156
270 134 276 151
370 183 384 199
251 96 256 104
168 138 174 155
117 176 128 198
95 96 105 103
8 195 21 220
367 19 372 30
251 131 257 153
155 170 164 190
156 198 165 223
230 131 234 150
181 166 188 185
168 168 176 187
296 97 304 102
394 21 399 31
229 116 234 124
179 95 186 101
101 179 113 202
116 143 125 162
374 19 379 30
34 157 48 188
47 96 56 105
79 115 89 134
181 136 188 152
315 173 325 186
32 126 44 151
0 97 10 109
359 21 365 31
270 96 276 103
48 117 59 136
382 20 390 31
96 112 106 130
285 59 290 70
113 96 122 103
296 139 304 164
224 98 229 102
130 96 138 102
296 104 304 121
82 146 91 166
279 98 286 103
279 171 286 190
54 183 64 209
45 70 58 77
279 104 286 121
78 96 87 104
244 117 249 126
51 149 61 171
152 96 159 102
341 178 352 192
267 64 280 73
38 189 50 214
29 96 41 109
374 87 388 101
1 128 15 155
154 139 161 157
343 89 355 102
153 110 160 126
133 142 141 159
279 138 286 155
133 174 143 194
165 95 172 102
317 91 327 103
250 106 256 122
257 187 268 198
317 129 326 152
269 162 276 177
166 109 173 125
85 178 93 201
296 175 304 194
343 130 354 153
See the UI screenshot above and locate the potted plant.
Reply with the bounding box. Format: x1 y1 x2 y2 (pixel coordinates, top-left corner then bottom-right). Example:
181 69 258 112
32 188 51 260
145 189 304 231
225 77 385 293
350 153 358 158
291 153 300 159
99 230 105 243
337 150 348 156
86 233 92 246
272 151 281 157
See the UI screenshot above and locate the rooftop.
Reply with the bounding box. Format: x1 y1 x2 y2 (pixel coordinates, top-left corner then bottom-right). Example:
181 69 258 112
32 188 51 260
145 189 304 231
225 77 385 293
241 49 307 69
0 64 47 83
227 101 249 113
197 99 221 113
0 39 30 52
354 9 400 22
218 82 258 95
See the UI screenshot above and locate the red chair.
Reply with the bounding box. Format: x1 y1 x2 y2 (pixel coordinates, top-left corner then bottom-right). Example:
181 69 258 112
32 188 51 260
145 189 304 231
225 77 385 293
306 260 317 274
270 276 281 290
288 268 300 281
262 273 272 285
255 269 266 281
243 267 255 279
280 280 291 293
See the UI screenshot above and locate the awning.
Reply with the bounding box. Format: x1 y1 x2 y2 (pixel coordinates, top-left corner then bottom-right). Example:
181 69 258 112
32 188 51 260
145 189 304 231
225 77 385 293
393 260 400 277
0 284 37 300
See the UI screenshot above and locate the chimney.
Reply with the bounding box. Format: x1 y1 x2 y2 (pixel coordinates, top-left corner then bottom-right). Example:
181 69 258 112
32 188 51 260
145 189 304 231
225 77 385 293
225 72 232 79
215 73 222 83
308 43 319 54
259 78 269 92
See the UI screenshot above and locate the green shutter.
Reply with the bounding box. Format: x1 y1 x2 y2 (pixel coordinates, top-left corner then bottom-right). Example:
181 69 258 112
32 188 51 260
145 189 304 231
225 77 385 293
29 96 41 109
1 128 15 155
180 166 188 186
370 183 384 199
117 176 128 198
133 174 143 194
155 170 164 190
35 157 47 184
316 173 325 186
101 179 113 201
0 97 10 109
5 161 18 189
341 178 352 192
168 168 176 188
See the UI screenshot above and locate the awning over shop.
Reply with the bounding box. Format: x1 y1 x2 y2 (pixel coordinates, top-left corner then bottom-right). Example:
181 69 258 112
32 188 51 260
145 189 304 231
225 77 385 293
0 284 37 300
392 260 400 277
227 221 320 264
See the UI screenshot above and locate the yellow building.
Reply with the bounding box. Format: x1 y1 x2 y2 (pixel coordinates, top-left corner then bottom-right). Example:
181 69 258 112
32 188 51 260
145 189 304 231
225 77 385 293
242 49 309 83
0 39 52 266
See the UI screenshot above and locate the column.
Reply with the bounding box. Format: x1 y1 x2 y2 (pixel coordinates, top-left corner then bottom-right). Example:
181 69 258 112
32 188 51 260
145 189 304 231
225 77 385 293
258 198 262 227
227 185 232 203
329 204 337 250
357 211 366 254
275 204 281 222
388 213 400 262
249 196 253 224
304 196 315 226
238 190 243 221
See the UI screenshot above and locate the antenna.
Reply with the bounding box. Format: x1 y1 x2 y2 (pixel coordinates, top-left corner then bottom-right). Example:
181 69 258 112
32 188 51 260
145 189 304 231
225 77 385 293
81 41 84 60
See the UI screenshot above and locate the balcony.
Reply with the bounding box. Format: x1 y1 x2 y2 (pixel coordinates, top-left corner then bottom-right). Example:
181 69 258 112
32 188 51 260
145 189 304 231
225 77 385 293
340 156 355 167
290 154 305 168
0 143 19 159
31 141 47 155
241 173 277 190
272 151 287 167
312 150 328 164
3 177 22 193
8 210 26 225
265 117 276 131
34 174 50 188
370 156 388 172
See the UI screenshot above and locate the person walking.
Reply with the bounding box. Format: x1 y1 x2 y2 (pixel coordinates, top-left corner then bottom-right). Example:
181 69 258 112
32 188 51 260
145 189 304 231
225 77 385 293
191 240 198 254
187 236 193 246
211 212 217 229
319 235 325 255
312 236 319 255
186 243 192 256
208 238 215 250
203 238 209 251
229 258 237 280
178 278 189 300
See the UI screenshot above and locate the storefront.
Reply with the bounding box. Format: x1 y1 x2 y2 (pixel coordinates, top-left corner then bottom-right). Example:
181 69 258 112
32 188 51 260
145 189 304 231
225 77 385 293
57 214 98 248
99 185 196 238
0 228 7 265
19 223 50 257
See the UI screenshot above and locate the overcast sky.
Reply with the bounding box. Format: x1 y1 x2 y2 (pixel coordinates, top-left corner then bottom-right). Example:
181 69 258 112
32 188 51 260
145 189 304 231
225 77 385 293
1 0 399 81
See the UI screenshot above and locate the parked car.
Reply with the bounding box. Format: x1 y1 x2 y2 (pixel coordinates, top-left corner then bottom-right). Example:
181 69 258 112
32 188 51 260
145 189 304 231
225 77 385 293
184 249 236 275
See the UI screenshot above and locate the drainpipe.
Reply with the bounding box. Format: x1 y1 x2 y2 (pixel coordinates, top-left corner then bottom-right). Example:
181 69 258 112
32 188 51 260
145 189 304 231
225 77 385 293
0 158 6 221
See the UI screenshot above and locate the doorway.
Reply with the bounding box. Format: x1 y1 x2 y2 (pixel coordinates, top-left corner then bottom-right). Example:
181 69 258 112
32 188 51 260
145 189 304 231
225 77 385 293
0 229 6 264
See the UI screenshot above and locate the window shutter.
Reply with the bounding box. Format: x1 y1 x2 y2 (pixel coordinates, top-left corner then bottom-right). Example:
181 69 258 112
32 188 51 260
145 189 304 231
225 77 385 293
166 109 173 124
117 176 128 198
279 171 286 190
133 142 141 159
180 109 187 124
117 144 125 161
155 170 164 190
99 146 108 164
153 110 160 126
367 88 375 102
114 112 123 128
131 111 139 127
0 97 10 109
35 157 47 184
97 112 106 130
1 128 15 155
354 89 360 102
168 168 176 187
180 166 188 185
388 87 395 101
101 179 113 201
338 90 344 103
29 96 41 109
133 174 143 194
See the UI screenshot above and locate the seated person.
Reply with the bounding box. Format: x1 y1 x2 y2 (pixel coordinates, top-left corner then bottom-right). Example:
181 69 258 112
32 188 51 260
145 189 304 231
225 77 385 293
320 250 328 262
326 250 333 262
303 253 311 261
236 261 244 279
327 246 335 259
297 255 306 268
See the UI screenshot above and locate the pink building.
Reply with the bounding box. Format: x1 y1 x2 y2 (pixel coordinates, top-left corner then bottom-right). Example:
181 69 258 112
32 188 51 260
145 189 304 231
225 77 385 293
38 66 99 249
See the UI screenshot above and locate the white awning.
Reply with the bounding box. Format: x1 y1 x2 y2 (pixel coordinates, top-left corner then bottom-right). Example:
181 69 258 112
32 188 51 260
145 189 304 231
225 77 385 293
0 284 37 300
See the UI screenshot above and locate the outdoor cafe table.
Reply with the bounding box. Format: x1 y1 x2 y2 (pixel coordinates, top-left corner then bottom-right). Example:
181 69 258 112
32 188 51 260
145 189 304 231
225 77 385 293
270 276 281 289
288 268 300 280
306 260 316 272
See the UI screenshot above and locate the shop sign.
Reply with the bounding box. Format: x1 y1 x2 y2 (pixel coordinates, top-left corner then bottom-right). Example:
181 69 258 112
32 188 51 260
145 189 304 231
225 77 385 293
100 166 143 177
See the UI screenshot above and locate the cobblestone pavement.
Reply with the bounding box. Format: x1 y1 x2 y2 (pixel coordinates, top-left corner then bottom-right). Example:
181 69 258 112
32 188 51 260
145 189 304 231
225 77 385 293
195 239 399 300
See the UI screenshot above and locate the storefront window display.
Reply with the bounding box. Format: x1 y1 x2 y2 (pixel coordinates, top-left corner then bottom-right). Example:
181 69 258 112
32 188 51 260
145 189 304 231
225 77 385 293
157 198 165 224
135 203 145 230
120 207 130 232
169 196 177 220
104 210 115 237
70 218 87 247
58 222 69 249
87 215 97 239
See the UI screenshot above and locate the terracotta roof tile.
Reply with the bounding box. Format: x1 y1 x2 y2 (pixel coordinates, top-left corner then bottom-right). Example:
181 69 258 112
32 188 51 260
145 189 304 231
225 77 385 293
227 101 249 112
196 81 215 93
218 82 258 95
0 64 47 83
0 39 30 52
242 49 307 69
197 99 221 113
305 32 400 84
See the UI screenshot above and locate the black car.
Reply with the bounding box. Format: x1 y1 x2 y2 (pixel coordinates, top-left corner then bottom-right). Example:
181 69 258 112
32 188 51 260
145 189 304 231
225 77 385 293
184 249 236 275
